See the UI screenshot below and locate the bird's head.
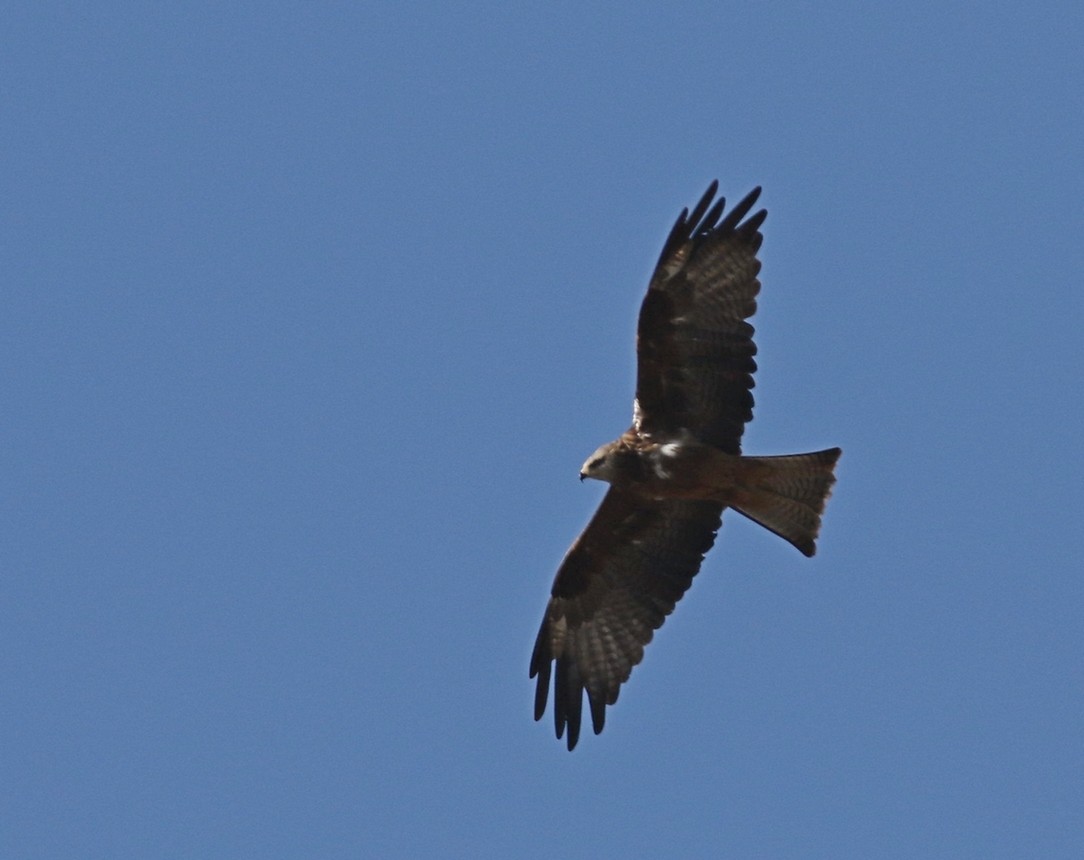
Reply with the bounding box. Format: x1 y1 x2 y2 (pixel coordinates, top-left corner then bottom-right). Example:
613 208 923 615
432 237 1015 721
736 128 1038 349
579 442 619 483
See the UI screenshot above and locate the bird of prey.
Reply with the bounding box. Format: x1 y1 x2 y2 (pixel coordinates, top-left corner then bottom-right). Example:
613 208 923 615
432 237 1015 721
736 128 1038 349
530 182 841 750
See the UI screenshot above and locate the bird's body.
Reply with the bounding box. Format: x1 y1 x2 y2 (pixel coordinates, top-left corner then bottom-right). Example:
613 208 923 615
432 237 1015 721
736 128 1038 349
581 433 839 553
530 182 841 749
584 432 752 499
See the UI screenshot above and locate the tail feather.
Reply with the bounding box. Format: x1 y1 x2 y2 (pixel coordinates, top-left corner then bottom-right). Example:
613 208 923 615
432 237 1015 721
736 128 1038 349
731 448 841 556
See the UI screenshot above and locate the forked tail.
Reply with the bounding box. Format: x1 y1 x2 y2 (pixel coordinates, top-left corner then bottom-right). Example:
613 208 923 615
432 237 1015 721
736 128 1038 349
731 448 841 557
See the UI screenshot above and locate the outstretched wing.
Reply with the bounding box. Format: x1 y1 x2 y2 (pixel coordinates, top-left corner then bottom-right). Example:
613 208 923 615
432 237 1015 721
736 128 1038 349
530 489 723 750
635 182 766 454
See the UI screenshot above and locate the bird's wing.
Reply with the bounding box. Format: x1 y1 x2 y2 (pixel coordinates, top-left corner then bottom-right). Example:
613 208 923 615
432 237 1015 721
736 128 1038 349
634 182 766 454
530 488 723 749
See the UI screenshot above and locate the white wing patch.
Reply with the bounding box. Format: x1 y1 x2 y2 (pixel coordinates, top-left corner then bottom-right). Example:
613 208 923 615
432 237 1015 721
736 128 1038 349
632 397 643 430
652 441 685 479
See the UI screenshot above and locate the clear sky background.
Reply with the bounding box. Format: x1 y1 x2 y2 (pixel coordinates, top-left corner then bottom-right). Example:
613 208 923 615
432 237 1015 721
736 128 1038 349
4 3 1083 858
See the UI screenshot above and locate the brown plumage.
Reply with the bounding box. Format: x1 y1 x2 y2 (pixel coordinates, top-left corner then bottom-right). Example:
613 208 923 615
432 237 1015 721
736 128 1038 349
530 182 841 750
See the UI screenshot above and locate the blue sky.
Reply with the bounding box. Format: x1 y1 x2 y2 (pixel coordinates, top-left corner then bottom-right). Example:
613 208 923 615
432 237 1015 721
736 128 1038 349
4 3 1083 857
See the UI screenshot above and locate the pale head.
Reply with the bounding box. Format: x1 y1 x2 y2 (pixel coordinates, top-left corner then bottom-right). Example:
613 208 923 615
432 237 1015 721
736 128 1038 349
579 442 620 483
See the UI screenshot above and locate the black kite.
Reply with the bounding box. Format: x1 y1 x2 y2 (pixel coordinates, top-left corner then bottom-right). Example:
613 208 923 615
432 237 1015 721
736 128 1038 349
530 182 841 750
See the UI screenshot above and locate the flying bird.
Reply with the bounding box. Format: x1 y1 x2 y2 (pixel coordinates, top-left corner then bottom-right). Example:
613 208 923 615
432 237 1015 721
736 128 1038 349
530 182 841 750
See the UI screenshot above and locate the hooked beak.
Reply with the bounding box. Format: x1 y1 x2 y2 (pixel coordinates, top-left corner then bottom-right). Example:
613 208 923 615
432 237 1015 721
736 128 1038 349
579 472 586 482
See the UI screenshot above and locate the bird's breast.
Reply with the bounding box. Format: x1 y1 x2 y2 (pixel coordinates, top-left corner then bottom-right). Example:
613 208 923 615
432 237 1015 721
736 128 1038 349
630 440 741 500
